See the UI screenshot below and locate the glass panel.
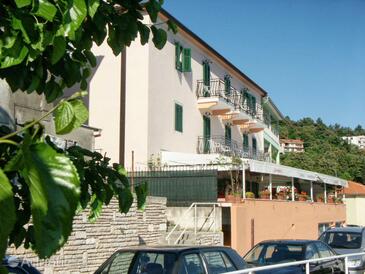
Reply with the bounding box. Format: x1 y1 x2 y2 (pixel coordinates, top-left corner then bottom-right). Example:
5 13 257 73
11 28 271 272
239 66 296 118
315 242 332 258
305 244 320 259
133 252 177 274
203 251 236 274
103 252 135 274
179 253 205 274
321 232 362 249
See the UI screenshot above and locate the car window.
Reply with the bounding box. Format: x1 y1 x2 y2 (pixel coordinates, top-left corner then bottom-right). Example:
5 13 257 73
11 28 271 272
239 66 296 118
203 251 236 274
102 252 136 274
179 253 205 274
315 242 332 258
133 252 177 274
7 267 27 274
244 245 264 264
305 244 319 259
321 232 362 249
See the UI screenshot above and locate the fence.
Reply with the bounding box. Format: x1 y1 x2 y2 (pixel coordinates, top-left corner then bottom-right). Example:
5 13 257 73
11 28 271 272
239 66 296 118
225 252 365 274
128 166 218 206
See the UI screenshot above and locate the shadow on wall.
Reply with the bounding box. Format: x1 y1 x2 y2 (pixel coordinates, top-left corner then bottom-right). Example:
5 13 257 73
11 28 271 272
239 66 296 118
0 106 15 130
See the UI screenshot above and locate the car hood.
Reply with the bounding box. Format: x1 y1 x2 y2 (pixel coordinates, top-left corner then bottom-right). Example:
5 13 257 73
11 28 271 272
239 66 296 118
246 263 303 274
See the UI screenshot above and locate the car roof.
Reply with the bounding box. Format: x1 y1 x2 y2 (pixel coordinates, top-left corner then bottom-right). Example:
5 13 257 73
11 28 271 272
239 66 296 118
114 245 232 254
258 239 320 245
324 227 365 233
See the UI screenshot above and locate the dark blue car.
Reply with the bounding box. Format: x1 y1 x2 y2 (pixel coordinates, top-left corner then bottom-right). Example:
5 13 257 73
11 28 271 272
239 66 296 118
243 240 344 273
2 256 41 274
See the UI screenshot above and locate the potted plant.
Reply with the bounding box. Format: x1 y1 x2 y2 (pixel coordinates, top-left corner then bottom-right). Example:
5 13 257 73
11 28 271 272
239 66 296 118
335 197 343 204
245 192 255 199
297 191 309 202
316 193 324 203
259 189 270 199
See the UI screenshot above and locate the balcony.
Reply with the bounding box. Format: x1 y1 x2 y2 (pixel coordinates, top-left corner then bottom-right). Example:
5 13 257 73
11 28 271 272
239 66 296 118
196 79 264 124
197 136 271 162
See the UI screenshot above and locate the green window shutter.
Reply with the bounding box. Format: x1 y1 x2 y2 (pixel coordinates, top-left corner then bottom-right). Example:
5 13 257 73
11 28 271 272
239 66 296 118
224 76 231 96
175 104 183 132
203 61 210 86
252 95 256 115
252 137 257 151
243 134 249 149
182 48 191 72
175 43 182 71
225 124 231 145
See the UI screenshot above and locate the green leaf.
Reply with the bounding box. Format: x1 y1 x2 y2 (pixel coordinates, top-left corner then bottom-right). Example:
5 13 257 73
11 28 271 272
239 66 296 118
54 101 75 135
4 150 24 172
14 0 32 8
0 46 28 69
51 37 66 65
69 99 88 129
21 143 80 258
167 19 178 34
88 195 102 222
151 26 167 50
33 0 57 21
84 50 96 67
145 0 161 22
117 188 133 214
88 0 100 18
135 182 148 210
63 0 87 39
0 169 16 268
137 22 150 45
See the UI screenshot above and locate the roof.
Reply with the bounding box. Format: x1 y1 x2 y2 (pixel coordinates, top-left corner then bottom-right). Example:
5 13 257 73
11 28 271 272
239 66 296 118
259 239 319 245
325 226 365 233
280 139 304 144
113 245 231 253
160 9 268 97
263 96 284 121
344 181 365 196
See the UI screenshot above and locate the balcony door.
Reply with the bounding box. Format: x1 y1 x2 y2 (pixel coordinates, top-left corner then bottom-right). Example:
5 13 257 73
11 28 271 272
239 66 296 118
203 116 211 153
225 124 231 147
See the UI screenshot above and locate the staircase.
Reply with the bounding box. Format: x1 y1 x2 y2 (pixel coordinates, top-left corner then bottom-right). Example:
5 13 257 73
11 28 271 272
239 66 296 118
161 203 223 246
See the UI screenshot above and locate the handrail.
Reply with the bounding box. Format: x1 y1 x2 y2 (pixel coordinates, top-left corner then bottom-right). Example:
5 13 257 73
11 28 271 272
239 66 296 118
224 252 365 274
165 202 220 245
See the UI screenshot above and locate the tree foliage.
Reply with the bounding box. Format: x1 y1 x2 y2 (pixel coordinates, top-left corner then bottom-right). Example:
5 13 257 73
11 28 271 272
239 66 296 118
0 0 173 268
280 117 365 183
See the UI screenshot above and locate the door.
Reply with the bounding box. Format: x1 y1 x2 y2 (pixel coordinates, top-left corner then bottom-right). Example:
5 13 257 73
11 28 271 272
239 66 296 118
203 116 211 153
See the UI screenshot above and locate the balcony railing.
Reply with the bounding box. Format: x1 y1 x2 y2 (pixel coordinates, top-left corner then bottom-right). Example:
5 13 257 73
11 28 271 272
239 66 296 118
196 79 263 121
197 136 271 162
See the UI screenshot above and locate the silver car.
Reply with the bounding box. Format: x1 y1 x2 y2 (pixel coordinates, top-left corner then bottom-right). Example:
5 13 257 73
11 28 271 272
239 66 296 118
319 227 365 274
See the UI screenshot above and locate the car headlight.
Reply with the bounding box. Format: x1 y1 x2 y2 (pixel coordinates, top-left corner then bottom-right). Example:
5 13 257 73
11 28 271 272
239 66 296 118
348 259 362 268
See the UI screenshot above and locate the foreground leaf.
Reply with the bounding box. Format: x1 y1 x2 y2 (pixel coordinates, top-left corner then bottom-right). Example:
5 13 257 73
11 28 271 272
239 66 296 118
0 169 16 269
135 182 148 210
151 26 167 50
54 101 75 134
21 143 80 258
69 99 88 129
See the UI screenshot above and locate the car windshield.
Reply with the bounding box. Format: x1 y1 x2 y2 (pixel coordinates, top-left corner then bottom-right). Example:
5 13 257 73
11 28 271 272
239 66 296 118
244 243 304 265
320 232 362 249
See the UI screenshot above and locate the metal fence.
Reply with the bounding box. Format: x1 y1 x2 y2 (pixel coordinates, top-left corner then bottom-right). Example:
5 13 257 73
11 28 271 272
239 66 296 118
128 166 218 206
225 252 365 274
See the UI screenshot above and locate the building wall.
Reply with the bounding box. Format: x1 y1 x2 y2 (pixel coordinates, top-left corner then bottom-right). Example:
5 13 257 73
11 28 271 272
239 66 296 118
88 42 122 163
123 17 268 168
230 200 346 255
344 197 365 226
8 197 167 274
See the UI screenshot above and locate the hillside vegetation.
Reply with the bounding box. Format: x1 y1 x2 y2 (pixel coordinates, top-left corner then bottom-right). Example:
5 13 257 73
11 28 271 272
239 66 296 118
280 118 365 183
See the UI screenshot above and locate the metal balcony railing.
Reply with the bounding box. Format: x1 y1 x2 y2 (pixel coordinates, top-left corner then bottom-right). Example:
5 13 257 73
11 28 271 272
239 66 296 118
196 79 264 122
197 136 271 162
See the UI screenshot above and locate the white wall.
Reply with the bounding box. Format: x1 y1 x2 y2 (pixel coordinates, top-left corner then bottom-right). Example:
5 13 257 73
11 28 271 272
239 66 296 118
88 43 121 163
345 197 365 226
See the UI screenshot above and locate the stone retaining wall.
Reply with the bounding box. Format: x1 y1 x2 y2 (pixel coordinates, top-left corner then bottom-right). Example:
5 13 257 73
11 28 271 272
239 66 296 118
8 196 167 274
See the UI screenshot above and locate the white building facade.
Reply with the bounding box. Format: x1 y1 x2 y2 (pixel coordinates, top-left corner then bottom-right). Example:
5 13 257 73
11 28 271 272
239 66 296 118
86 10 283 168
342 136 365 150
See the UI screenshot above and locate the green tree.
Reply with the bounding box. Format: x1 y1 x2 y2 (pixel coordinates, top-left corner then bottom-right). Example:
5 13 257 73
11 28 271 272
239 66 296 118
0 0 175 269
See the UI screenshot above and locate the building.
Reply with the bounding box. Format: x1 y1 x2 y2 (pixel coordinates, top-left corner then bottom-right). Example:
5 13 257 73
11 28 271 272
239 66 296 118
342 136 365 150
280 139 305 153
0 9 348 257
344 181 365 226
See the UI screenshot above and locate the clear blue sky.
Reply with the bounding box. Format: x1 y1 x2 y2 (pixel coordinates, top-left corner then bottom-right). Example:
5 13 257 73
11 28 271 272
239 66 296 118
164 0 365 128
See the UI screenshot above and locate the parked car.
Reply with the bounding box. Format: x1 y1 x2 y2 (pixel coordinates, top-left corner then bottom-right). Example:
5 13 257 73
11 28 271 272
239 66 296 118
94 246 247 274
2 256 41 274
319 226 365 274
243 240 344 273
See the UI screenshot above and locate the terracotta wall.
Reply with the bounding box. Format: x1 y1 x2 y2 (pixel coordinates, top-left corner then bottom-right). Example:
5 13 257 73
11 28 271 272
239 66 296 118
230 200 346 255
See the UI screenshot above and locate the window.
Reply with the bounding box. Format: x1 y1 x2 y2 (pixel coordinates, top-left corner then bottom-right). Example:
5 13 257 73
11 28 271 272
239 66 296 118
224 75 231 96
175 103 183 132
179 253 204 274
101 252 136 274
305 244 319 260
203 61 210 86
175 42 191 72
131 252 177 274
243 134 249 150
203 251 236 273
315 242 333 258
